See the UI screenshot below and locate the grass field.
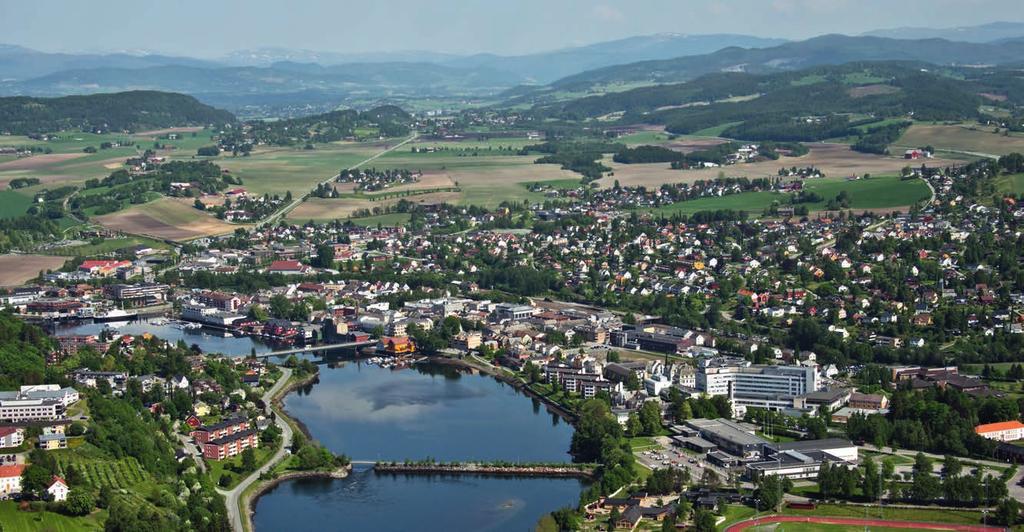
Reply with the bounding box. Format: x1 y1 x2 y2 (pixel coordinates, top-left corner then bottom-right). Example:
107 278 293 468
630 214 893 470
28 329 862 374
49 236 170 257
288 190 461 221
780 504 983 525
0 254 67 286
649 175 929 217
598 143 960 189
896 123 1024 156
345 212 412 226
212 142 383 197
994 173 1024 196
0 189 32 218
96 197 240 241
0 501 107 532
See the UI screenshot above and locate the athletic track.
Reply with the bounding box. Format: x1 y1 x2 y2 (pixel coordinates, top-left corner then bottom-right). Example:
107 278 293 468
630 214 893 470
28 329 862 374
725 515 1006 532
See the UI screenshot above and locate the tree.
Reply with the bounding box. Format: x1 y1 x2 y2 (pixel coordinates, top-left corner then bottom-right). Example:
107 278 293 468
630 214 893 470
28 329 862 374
607 507 620 531
942 455 962 478
755 474 790 511
862 456 881 501
312 244 335 268
63 489 95 516
994 497 1021 526
241 447 257 472
638 401 663 436
693 508 716 532
21 464 51 499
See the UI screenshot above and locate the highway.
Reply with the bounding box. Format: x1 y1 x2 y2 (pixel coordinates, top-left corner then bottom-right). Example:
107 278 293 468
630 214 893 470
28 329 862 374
259 132 418 227
218 366 294 532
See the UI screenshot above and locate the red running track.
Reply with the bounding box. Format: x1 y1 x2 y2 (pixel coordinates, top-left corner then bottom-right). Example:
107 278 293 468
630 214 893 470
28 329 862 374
725 515 1006 532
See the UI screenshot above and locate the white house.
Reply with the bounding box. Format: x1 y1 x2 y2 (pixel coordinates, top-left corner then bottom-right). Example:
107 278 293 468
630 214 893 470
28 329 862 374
47 476 69 502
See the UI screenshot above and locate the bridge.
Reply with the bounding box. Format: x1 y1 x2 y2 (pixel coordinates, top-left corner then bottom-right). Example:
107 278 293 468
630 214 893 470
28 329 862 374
249 340 377 359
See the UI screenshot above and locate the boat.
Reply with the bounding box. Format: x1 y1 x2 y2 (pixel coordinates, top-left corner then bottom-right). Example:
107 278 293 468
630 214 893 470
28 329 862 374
93 308 138 323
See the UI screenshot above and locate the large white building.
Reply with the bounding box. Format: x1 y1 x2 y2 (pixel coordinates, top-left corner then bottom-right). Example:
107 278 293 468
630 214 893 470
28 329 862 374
975 421 1024 442
0 385 78 423
697 357 818 412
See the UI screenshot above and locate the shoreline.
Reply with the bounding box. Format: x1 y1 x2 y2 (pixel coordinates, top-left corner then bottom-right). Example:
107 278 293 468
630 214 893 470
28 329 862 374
246 465 352 525
236 368 321 532
373 463 595 479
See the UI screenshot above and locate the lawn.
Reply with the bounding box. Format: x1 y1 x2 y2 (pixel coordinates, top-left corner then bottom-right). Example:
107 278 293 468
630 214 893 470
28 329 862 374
0 501 107 532
780 503 983 525
206 446 274 489
994 173 1024 196
718 504 758 530
49 236 170 257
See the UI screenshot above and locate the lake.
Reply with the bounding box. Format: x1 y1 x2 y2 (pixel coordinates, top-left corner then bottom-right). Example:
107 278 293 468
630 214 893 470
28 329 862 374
253 361 582 531
51 318 275 357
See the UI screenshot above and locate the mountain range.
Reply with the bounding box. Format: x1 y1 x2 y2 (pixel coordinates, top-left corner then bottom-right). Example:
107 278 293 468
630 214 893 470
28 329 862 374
1 21 1023 114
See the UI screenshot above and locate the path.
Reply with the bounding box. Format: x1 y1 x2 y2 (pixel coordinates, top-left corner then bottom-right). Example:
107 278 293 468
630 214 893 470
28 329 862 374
259 132 418 227
725 515 1005 532
218 366 294 532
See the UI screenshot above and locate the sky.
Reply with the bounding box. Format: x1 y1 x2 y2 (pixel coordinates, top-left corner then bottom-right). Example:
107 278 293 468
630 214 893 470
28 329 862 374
0 0 1020 57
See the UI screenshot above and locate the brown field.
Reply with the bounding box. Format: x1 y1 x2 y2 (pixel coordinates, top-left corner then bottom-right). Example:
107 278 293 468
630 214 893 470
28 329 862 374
596 143 961 188
96 197 240 241
0 153 85 171
0 254 67 286
132 126 204 137
664 138 729 153
849 84 900 98
896 123 1024 156
288 191 461 221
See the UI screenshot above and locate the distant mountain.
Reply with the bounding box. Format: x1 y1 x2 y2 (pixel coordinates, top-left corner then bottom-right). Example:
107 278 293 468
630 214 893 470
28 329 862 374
0 44 218 81
0 61 523 99
442 33 787 83
0 91 235 135
547 34 1024 91
863 21 1024 43
223 34 787 83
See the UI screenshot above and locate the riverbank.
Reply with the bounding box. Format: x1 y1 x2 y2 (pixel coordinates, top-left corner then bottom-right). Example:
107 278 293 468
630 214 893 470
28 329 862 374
246 465 352 526
428 355 579 423
230 367 318 532
373 462 595 478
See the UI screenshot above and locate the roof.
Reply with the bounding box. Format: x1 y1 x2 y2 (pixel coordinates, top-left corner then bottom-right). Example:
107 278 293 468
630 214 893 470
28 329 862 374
206 429 256 446
0 426 22 437
0 464 25 478
268 260 304 271
49 475 67 488
975 420 1024 434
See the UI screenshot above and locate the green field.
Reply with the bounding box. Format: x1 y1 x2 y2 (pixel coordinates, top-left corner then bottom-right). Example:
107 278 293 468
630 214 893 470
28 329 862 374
896 123 1024 156
650 175 930 216
346 212 412 226
780 503 983 525
213 142 383 197
0 189 32 218
0 501 107 532
49 236 170 257
995 173 1024 196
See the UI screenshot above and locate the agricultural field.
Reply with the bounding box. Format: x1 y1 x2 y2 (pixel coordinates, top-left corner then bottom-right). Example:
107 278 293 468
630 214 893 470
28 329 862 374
895 123 1024 156
0 188 32 217
649 175 931 217
288 190 461 222
597 143 959 189
211 141 385 197
95 197 240 241
53 454 151 490
48 236 170 257
0 254 67 286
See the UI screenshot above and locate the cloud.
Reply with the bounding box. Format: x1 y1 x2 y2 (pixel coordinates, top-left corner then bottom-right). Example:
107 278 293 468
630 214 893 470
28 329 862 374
593 4 624 22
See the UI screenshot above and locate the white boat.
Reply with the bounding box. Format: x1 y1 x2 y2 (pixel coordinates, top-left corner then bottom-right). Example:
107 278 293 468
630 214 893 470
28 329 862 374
93 308 138 323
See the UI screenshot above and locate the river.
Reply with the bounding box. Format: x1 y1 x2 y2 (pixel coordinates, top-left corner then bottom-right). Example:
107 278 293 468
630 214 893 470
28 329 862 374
51 318 276 357
253 361 584 531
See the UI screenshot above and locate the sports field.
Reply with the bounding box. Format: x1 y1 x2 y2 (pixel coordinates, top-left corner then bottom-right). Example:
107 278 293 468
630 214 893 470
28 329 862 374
597 143 960 189
0 254 67 286
95 197 240 241
727 515 998 532
649 175 931 216
896 124 1024 157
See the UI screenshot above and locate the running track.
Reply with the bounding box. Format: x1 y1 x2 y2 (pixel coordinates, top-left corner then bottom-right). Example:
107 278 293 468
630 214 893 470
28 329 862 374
725 515 1006 532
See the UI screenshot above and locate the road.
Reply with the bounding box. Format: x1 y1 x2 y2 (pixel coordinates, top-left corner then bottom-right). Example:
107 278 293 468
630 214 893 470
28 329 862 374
177 433 206 473
218 366 294 532
259 132 418 227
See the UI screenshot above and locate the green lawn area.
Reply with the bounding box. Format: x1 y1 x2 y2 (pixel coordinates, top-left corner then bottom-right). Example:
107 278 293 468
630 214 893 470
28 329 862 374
780 503 983 525
691 122 742 138
206 446 274 489
717 504 757 530
995 173 1024 196
49 236 170 257
628 436 660 450
346 212 412 226
0 501 107 532
0 189 32 218
617 130 673 145
650 175 930 216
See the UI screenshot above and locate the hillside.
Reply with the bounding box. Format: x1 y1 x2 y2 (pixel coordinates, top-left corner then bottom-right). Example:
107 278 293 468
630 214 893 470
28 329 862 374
523 61 1024 148
0 91 235 134
545 34 1024 92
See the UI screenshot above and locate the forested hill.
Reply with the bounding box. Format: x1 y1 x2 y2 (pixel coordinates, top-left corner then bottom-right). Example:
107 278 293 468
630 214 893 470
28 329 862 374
545 34 1024 92
0 90 236 134
531 62 1005 123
